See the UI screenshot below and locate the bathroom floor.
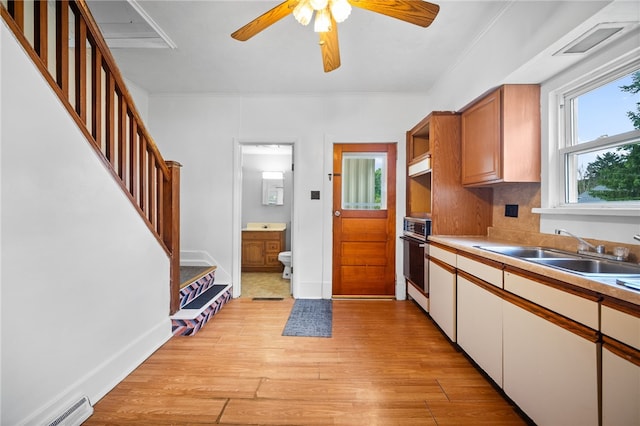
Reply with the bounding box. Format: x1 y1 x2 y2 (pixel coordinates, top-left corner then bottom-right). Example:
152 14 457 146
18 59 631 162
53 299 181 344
241 272 291 299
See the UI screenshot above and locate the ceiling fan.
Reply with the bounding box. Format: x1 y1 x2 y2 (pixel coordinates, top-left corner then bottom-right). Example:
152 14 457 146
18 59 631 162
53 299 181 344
231 0 440 73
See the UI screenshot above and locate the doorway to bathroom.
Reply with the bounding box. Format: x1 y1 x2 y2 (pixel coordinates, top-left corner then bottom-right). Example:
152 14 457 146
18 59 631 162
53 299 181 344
238 143 294 299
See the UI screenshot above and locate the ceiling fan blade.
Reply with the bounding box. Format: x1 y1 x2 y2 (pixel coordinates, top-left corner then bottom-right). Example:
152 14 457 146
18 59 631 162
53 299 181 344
348 0 439 27
231 0 297 41
319 18 341 73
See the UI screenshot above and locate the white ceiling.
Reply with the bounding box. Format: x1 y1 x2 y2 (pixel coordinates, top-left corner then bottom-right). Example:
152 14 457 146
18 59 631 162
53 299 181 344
85 0 638 96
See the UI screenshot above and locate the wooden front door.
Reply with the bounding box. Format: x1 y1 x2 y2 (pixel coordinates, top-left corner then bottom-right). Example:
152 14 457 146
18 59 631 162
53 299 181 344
332 143 396 296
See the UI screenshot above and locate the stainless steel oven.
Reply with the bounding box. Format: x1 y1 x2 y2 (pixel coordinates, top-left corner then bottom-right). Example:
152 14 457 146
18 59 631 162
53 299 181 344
400 217 431 294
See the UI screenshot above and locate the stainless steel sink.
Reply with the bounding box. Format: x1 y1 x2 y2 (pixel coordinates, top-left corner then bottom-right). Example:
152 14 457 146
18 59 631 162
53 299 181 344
532 258 640 277
475 246 580 259
475 245 640 278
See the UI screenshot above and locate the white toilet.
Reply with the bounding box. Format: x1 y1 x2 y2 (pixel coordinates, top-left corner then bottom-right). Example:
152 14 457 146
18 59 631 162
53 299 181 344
278 251 292 279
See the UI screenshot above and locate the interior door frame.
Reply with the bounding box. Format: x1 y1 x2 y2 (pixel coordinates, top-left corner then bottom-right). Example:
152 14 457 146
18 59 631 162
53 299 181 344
323 138 400 299
232 138 299 299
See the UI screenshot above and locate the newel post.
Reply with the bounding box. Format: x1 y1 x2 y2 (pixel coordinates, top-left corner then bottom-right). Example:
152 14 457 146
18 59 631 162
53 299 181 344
165 161 182 315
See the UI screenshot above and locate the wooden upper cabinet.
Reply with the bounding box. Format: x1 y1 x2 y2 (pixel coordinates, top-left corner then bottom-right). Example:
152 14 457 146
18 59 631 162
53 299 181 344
461 85 541 186
406 112 492 235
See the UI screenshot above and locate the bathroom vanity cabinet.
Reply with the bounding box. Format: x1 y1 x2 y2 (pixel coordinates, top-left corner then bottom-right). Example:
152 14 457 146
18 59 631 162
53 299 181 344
242 230 285 272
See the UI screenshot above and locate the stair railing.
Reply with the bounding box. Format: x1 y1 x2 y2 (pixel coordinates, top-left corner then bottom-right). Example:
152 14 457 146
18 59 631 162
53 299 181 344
1 0 182 314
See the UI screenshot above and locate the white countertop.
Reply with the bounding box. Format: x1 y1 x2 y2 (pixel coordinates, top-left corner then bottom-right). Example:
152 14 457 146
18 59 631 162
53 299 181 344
243 222 287 231
429 235 640 306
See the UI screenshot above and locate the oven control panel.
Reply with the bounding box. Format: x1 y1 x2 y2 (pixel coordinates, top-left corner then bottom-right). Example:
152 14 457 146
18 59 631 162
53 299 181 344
403 217 432 241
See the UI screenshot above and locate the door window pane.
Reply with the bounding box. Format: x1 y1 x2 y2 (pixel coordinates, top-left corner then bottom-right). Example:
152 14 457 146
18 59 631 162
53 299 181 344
342 153 387 210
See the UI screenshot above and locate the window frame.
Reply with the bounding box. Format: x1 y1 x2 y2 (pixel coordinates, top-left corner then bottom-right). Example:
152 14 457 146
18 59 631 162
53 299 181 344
556 57 640 209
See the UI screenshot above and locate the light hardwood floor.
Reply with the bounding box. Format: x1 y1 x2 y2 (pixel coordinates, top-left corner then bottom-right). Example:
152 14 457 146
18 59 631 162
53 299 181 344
85 299 528 425
241 272 291 299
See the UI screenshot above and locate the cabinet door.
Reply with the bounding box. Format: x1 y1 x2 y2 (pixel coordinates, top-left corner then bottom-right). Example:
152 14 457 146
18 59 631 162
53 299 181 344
265 240 281 267
242 240 265 266
461 88 501 185
428 259 456 341
265 254 280 267
503 302 598 426
602 344 640 426
457 275 503 387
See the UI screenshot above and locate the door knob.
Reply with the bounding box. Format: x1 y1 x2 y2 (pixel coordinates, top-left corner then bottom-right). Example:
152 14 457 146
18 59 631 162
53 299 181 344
334 210 341 217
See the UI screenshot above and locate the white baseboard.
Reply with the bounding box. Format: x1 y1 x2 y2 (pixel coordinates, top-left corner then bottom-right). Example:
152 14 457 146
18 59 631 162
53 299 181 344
296 281 324 299
180 249 215 266
181 250 231 284
23 319 172 426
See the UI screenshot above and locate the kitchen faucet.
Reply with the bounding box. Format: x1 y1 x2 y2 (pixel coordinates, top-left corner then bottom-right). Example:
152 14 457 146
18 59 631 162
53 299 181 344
555 229 632 261
634 234 640 242
554 229 604 253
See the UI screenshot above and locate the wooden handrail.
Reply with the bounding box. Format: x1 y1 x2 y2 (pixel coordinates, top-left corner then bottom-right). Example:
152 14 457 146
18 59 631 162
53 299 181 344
2 0 182 314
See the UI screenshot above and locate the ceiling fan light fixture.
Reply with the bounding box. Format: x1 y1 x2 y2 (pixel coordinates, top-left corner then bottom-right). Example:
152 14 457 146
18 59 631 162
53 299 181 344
293 0 314 26
310 0 329 11
314 7 331 33
330 0 351 23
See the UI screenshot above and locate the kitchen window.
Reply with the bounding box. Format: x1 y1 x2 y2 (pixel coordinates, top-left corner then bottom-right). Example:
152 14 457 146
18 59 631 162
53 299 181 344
559 61 640 206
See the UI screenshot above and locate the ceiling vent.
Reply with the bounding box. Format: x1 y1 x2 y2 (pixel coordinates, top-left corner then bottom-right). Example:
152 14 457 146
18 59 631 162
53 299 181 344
554 22 635 56
91 0 176 49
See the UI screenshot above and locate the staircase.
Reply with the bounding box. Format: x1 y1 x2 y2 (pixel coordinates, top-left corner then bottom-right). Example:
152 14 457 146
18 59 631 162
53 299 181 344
2 0 235 335
1 0 185 313
170 266 232 336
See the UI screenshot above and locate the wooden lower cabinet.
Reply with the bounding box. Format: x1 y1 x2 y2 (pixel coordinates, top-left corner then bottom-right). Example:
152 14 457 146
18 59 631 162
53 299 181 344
457 273 503 387
241 230 285 272
601 301 640 426
428 257 457 342
456 258 599 425
503 301 599 426
429 248 457 342
432 244 636 426
602 342 640 426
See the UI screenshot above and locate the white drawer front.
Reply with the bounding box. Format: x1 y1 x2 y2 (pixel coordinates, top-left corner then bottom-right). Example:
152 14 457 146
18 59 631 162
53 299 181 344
408 156 430 176
430 245 456 266
456 255 502 288
504 271 598 329
602 305 640 350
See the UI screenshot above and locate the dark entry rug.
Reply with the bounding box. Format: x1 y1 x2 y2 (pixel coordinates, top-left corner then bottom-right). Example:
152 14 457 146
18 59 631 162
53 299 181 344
282 299 332 338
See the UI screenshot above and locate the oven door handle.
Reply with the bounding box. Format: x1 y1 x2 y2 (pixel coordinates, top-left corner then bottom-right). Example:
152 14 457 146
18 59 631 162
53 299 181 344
400 235 426 247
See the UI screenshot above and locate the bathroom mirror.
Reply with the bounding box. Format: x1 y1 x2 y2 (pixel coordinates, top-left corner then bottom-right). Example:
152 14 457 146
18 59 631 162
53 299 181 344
262 173 284 205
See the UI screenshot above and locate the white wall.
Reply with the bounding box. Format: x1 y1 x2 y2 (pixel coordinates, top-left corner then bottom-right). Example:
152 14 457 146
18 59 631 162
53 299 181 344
1 22 171 425
146 1 631 300
125 77 150 124
149 93 428 298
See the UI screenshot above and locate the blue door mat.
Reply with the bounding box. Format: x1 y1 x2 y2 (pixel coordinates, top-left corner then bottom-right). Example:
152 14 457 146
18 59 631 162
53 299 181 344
282 299 332 337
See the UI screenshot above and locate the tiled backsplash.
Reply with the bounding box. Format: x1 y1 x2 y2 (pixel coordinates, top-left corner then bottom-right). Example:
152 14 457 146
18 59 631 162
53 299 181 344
491 183 540 233
488 183 639 263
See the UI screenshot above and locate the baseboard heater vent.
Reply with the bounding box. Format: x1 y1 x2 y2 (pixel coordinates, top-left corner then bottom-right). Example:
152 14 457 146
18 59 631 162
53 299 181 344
47 396 93 426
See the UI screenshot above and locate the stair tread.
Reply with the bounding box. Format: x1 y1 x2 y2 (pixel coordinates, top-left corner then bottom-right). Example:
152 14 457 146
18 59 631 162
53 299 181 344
179 265 217 288
171 284 231 320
